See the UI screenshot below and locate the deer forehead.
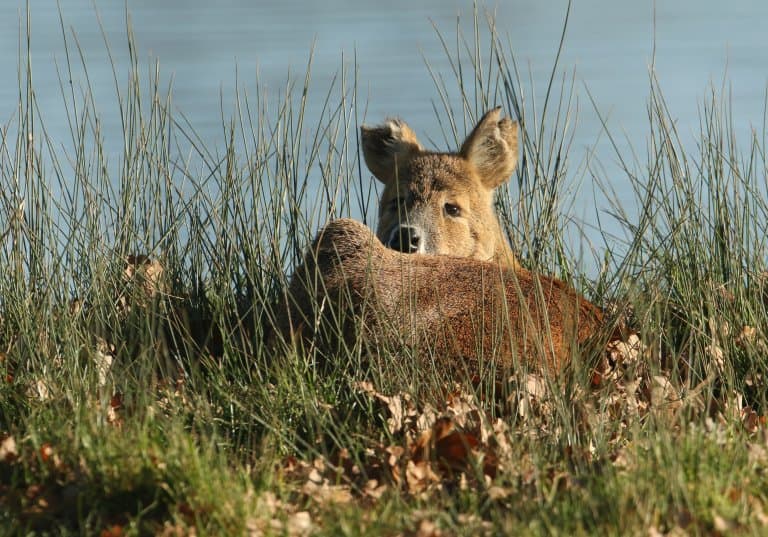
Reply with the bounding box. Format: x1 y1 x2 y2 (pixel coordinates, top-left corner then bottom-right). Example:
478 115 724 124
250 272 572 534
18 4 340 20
393 154 485 197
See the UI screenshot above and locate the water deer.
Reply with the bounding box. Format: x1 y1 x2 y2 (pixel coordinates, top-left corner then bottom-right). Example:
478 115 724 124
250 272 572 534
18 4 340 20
274 110 605 379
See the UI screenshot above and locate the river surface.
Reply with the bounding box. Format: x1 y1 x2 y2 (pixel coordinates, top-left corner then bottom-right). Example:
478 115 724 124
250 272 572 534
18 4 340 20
1 1 767 269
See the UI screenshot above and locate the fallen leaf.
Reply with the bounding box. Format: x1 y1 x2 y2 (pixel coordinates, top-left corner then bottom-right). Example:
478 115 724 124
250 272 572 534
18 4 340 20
742 407 763 434
100 525 124 537
286 511 312 536
607 333 645 365
737 325 757 345
713 513 740 532
704 344 725 374
93 337 115 387
354 381 414 434
40 443 54 463
405 460 441 495
124 255 166 299
307 468 323 484
415 403 440 434
487 485 510 500
31 379 51 401
107 392 124 427
302 479 353 505
416 519 442 537
364 479 388 500
386 445 405 468
0 436 17 463
650 375 682 417
435 430 479 474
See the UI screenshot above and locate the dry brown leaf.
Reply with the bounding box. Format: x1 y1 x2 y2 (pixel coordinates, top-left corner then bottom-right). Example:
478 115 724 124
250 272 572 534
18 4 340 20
124 255 166 298
748 493 768 526
708 315 732 340
68 298 84 316
99 525 124 537
355 381 415 434
386 445 405 467
312 457 325 473
508 373 551 422
29 379 51 401
364 479 388 500
444 387 481 428
411 428 433 463
406 460 441 495
456 513 494 535
704 344 725 374
737 325 757 345
286 511 312 536
486 418 514 474
607 333 644 365
329 447 358 477
650 375 677 406
487 485 510 501
415 403 440 434
308 467 323 484
118 255 167 315
106 406 121 428
713 513 740 532
158 522 196 537
719 390 746 423
93 337 115 387
741 406 764 434
293 456 355 505
385 445 405 485
107 392 124 428
281 456 300 474
435 430 479 474
630 378 646 412
0 435 17 463
416 519 442 537
40 443 54 463
302 480 353 505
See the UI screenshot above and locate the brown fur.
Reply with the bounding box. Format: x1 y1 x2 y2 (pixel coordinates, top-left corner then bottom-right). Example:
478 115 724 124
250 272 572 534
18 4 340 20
276 219 604 378
361 108 521 269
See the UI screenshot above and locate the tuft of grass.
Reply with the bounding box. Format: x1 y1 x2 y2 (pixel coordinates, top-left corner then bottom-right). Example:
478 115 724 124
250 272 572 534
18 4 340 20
2 3 768 536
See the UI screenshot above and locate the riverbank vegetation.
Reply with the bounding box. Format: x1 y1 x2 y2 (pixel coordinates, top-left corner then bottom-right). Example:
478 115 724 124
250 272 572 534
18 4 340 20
2 8 768 536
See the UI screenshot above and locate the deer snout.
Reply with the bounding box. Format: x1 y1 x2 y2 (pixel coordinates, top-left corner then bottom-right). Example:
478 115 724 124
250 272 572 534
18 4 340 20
387 225 422 254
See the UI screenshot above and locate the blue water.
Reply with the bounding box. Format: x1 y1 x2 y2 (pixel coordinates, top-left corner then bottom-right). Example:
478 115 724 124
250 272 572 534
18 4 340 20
1 1 766 269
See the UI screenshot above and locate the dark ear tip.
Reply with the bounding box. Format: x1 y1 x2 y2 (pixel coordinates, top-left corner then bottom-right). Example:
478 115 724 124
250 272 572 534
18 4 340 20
481 107 503 122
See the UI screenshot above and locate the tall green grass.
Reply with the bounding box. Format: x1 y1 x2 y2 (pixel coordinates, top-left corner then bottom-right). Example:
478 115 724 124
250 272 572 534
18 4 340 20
2 4 768 535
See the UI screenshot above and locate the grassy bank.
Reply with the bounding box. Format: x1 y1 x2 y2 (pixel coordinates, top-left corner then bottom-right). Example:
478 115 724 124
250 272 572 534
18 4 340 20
2 8 768 536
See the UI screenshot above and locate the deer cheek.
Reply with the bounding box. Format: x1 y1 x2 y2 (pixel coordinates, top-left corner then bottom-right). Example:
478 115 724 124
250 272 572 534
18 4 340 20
444 221 472 256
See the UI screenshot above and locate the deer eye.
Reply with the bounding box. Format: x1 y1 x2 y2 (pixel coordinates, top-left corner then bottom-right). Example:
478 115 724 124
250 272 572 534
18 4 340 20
444 203 461 217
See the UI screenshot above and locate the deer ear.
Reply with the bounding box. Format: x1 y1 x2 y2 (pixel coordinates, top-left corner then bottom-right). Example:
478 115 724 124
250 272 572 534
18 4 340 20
360 119 423 184
459 107 519 189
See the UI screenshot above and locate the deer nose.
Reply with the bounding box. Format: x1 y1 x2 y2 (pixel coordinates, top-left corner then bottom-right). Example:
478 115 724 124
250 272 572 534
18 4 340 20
388 225 421 253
